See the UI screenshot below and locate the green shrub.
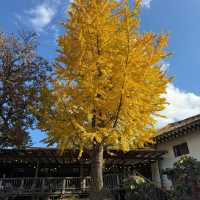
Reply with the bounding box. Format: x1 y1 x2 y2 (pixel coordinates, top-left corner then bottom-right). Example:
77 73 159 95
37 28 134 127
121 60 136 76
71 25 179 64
123 176 169 200
163 156 200 200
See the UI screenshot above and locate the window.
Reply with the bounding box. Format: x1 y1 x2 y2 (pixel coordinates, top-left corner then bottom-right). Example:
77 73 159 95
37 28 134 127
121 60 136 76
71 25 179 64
173 142 189 157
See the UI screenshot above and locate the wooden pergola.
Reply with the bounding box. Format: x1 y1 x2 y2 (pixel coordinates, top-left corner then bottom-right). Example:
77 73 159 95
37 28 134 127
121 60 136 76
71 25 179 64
0 148 166 199
0 148 166 167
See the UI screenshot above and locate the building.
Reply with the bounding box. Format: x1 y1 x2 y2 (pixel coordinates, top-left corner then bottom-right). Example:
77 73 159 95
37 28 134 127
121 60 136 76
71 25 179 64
155 114 200 189
0 148 165 199
1 114 200 199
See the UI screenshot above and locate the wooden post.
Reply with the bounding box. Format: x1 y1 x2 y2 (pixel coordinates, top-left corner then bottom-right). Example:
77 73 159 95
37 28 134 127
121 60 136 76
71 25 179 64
20 178 24 190
80 162 86 192
116 174 120 188
82 178 86 192
62 178 66 195
32 161 39 194
41 178 45 191
34 161 39 178
122 162 125 178
0 178 2 189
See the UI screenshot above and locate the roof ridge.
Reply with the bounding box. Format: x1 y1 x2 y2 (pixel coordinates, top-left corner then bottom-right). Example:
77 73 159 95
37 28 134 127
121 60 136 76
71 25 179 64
158 113 200 135
156 114 200 143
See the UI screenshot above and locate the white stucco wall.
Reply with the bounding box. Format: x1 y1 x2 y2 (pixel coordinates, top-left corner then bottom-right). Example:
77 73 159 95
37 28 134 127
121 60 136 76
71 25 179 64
151 161 161 187
155 130 200 189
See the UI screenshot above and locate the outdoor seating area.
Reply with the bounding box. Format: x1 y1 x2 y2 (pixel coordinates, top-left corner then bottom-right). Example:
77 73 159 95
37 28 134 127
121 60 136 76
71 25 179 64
0 148 166 199
0 174 170 200
0 175 121 197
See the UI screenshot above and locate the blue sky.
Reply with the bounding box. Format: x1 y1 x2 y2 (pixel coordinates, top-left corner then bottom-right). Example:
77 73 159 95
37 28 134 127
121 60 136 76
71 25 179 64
1 0 200 146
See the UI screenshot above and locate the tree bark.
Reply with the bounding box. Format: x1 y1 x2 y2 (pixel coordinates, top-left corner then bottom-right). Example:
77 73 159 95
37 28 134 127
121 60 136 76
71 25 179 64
90 144 104 200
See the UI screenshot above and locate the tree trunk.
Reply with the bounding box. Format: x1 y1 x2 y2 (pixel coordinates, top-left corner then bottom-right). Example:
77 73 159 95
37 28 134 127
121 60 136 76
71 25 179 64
90 144 104 200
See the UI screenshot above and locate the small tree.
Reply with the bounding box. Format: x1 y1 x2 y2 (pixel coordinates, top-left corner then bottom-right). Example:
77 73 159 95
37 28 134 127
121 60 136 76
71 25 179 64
36 0 170 199
164 156 200 200
0 32 50 148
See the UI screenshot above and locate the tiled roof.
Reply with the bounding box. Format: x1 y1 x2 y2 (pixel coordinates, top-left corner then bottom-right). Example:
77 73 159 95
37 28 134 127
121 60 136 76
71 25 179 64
156 114 200 143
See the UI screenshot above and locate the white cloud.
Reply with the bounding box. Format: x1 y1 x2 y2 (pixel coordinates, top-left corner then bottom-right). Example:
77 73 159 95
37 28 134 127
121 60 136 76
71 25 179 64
19 0 153 32
157 84 200 127
25 0 63 32
28 4 55 32
141 0 152 8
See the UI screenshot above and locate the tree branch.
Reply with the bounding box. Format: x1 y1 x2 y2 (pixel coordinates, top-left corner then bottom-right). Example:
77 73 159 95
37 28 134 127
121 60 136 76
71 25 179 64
113 14 130 128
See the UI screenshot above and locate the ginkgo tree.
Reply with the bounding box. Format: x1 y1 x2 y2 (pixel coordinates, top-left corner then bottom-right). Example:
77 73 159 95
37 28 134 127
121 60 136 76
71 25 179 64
36 0 170 199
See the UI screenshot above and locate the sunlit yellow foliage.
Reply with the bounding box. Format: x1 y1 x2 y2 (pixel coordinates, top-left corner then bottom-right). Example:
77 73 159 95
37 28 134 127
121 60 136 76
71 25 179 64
37 0 170 153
